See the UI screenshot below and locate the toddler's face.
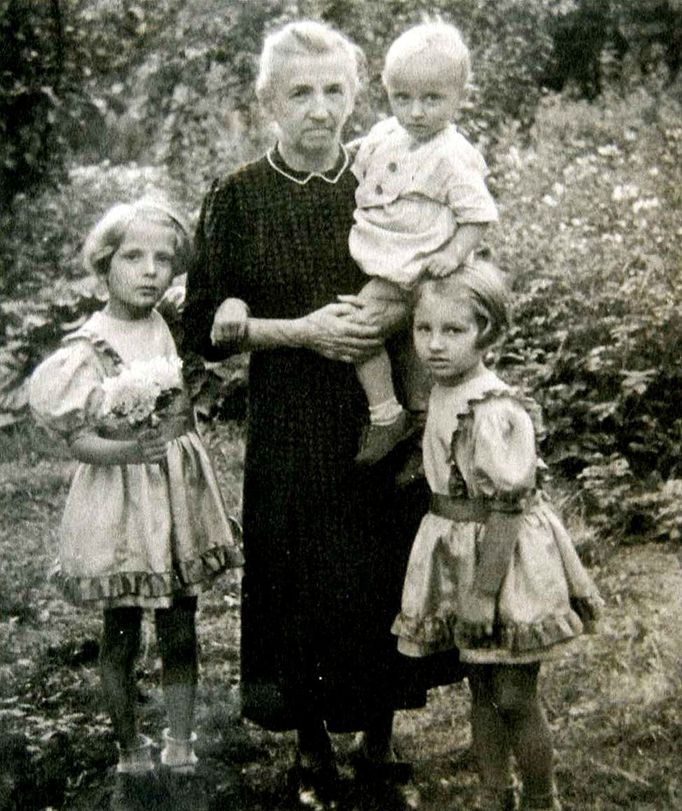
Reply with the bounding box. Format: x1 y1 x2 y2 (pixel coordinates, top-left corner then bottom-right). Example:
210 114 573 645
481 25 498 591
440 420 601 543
105 220 175 320
384 52 463 143
413 289 485 385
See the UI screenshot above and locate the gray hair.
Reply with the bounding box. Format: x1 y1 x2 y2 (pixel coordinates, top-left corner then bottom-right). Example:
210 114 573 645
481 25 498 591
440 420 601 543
256 19 361 105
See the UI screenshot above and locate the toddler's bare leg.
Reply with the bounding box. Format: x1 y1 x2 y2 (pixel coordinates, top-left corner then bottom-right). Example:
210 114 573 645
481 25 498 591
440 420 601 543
354 278 408 416
356 349 400 413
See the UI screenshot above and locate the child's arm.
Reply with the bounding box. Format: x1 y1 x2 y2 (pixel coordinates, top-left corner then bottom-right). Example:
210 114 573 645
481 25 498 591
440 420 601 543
210 298 250 346
422 222 489 278
70 427 168 465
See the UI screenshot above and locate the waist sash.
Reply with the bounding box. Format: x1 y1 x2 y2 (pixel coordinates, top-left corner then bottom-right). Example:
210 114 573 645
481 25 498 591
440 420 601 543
429 492 524 595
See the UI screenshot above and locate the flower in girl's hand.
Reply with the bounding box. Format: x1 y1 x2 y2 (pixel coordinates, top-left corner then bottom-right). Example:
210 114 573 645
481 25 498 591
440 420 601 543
100 356 183 427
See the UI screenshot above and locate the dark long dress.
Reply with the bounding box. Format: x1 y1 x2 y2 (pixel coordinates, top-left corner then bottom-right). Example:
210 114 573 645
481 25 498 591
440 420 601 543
183 148 450 732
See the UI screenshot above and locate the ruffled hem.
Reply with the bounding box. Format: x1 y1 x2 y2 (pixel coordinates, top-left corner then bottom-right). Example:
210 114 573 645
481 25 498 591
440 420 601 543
456 608 584 653
55 542 243 606
392 604 590 660
391 611 457 657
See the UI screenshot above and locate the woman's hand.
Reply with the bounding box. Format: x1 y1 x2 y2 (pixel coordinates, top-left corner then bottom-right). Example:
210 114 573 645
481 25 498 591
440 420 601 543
297 301 384 363
210 298 250 346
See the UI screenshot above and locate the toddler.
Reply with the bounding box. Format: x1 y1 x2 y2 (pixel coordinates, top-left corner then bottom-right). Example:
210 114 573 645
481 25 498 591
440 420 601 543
349 22 498 464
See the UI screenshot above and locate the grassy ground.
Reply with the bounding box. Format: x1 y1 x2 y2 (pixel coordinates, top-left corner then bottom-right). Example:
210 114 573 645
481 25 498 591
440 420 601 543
1 422 681 811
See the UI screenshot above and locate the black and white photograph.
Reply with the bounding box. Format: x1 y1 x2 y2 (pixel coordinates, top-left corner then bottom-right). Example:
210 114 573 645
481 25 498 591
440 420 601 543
0 1 680 809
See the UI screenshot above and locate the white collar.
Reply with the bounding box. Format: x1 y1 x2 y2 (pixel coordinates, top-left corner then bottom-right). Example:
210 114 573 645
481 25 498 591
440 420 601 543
266 145 350 186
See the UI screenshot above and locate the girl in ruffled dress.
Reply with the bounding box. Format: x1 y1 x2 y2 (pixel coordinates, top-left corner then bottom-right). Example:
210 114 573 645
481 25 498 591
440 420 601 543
29 199 243 802
391 261 602 811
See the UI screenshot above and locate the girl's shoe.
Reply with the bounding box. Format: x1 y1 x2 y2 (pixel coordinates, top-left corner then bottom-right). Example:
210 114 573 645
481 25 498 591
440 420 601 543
116 733 155 775
478 781 518 810
520 785 562 810
160 728 199 775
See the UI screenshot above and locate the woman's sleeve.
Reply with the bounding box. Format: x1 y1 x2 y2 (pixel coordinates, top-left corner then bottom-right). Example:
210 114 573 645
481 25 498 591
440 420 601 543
470 396 537 499
182 179 240 364
28 341 103 441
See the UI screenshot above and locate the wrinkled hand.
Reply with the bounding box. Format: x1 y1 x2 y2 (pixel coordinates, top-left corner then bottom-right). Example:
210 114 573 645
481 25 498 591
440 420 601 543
136 426 168 464
210 298 249 346
299 301 383 363
156 284 186 319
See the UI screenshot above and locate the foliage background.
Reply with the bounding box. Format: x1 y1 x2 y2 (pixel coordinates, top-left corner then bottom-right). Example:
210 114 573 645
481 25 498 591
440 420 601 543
2 0 681 543
1 1 681 807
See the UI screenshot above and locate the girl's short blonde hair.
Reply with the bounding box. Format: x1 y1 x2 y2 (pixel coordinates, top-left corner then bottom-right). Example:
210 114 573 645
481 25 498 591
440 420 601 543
82 198 191 278
256 19 361 105
383 21 471 93
415 259 511 349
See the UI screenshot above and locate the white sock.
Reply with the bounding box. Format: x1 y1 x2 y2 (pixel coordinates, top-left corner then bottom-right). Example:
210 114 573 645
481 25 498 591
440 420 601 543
369 398 403 426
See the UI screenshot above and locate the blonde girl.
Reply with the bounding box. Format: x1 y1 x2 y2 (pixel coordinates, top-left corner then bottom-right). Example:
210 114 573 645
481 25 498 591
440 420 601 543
29 199 242 802
391 261 602 810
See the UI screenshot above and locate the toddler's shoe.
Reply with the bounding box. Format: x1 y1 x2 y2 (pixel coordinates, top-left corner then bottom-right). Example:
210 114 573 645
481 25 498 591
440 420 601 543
355 410 419 465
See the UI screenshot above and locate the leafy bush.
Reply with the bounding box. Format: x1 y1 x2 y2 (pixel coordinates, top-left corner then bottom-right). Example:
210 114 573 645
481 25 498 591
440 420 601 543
489 88 682 542
3 0 682 549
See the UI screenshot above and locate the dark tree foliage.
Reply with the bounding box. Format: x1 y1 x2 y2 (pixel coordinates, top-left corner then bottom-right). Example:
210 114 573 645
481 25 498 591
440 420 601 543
0 0 65 210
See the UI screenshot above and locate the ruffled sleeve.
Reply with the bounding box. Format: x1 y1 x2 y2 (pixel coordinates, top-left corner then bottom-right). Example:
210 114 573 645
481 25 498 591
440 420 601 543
469 395 538 499
29 339 105 441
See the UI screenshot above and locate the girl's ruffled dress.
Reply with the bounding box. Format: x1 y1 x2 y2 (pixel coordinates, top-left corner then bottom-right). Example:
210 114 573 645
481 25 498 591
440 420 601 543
30 310 243 609
392 369 602 664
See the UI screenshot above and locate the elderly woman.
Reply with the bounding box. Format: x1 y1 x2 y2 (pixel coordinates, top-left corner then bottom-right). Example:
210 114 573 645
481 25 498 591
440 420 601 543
183 19 448 802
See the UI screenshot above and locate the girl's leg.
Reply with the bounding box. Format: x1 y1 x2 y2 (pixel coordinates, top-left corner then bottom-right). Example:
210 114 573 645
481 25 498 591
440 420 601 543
155 596 198 743
100 607 143 751
491 665 556 807
468 667 514 798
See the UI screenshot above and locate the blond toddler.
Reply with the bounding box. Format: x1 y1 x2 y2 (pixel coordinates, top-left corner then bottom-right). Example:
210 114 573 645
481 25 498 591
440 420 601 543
349 22 498 464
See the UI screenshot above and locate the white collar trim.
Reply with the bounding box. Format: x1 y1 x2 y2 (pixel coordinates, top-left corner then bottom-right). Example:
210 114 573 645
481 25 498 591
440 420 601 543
266 145 349 186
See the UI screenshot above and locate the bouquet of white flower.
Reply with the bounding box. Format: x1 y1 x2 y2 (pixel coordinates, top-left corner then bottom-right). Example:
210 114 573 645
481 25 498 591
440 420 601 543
100 356 184 427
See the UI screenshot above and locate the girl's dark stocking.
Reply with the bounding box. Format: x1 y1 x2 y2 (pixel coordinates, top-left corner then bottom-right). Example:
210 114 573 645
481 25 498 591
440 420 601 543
468 668 514 792
155 596 198 741
100 607 142 750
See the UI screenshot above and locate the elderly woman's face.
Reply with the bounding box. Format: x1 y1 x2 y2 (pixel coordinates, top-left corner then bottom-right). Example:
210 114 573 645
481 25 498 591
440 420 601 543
265 51 355 163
